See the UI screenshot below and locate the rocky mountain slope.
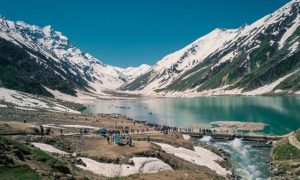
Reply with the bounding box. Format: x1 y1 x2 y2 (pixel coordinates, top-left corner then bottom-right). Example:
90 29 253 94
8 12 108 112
0 17 132 97
0 0 299 98
121 0 300 96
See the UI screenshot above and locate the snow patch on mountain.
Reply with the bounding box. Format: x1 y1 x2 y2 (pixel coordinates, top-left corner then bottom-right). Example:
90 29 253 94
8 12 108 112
278 14 300 49
243 69 299 95
288 41 299 55
0 87 80 113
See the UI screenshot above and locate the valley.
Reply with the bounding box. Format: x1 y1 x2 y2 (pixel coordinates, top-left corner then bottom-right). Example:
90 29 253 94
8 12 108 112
0 0 300 179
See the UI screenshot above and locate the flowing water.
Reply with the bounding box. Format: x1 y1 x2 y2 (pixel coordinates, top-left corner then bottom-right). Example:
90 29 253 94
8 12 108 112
198 137 271 180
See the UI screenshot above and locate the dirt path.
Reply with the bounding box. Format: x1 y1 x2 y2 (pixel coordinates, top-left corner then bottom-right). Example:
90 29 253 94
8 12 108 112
288 133 300 150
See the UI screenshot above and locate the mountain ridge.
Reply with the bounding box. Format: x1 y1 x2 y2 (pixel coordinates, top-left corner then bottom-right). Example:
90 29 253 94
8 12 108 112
0 0 300 98
121 0 300 96
0 16 149 97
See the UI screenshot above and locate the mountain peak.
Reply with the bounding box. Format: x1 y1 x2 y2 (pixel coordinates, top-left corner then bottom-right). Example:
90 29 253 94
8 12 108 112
0 16 128 93
117 64 151 81
212 28 235 33
122 0 300 94
42 25 52 36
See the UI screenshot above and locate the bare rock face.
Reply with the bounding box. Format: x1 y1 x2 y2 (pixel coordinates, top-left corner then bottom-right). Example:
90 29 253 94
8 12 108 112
14 149 25 161
53 164 71 174
0 155 15 166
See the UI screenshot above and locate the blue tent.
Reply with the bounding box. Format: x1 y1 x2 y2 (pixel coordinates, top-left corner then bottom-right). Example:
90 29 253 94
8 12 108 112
99 128 106 135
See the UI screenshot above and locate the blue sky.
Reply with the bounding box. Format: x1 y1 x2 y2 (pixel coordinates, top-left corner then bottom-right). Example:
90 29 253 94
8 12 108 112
0 0 290 67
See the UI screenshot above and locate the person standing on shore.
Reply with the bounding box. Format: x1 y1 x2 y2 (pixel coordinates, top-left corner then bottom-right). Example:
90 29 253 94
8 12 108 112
129 136 132 147
40 125 44 136
107 135 110 144
112 134 115 143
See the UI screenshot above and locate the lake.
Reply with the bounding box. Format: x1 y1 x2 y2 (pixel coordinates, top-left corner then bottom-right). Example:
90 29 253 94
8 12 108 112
83 96 300 135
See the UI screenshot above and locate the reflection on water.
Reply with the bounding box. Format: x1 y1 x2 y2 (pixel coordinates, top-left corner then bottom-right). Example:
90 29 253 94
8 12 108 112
84 96 300 135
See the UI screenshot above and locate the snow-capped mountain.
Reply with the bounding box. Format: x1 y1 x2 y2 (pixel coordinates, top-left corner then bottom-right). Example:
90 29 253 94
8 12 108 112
0 17 127 96
121 0 300 95
0 0 299 98
116 64 151 81
121 28 238 91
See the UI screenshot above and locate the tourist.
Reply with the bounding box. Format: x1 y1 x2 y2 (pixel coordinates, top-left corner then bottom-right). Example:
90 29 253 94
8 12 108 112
40 125 44 136
112 134 115 143
106 135 110 144
46 128 51 135
129 137 132 147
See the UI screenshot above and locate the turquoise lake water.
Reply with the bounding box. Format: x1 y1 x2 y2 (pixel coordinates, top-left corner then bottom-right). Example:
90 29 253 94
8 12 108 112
84 96 300 135
83 96 299 179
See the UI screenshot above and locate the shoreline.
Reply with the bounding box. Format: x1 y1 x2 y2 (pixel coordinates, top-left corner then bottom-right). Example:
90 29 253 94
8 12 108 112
82 96 298 136
0 99 297 179
0 106 233 179
82 109 287 137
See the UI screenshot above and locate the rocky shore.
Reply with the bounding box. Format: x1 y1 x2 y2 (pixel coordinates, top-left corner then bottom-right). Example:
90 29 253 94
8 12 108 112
270 130 300 179
0 106 234 179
